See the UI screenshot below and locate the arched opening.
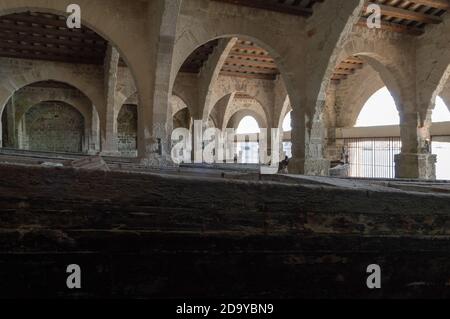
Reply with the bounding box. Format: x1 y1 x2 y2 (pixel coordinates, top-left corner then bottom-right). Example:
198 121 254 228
331 52 403 178
282 112 292 132
432 97 450 123
0 10 140 158
236 116 260 134
175 36 291 166
281 111 292 158
236 116 260 164
1 81 96 154
355 87 400 127
431 97 450 180
23 101 84 153
347 84 450 179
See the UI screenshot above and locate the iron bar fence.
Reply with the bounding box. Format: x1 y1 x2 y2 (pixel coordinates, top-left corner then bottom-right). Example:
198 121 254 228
344 137 401 179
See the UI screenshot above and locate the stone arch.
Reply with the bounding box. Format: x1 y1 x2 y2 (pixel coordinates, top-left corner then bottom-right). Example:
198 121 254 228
0 74 102 151
171 0 306 125
203 76 274 127
170 94 190 117
0 3 147 102
0 61 105 124
226 110 266 132
13 86 94 127
116 91 139 123
333 42 406 116
172 74 198 118
335 67 385 127
222 95 268 131
0 3 156 159
277 95 292 131
416 11 450 123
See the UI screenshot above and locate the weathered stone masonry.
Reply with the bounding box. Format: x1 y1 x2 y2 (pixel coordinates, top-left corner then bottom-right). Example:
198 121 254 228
0 0 449 178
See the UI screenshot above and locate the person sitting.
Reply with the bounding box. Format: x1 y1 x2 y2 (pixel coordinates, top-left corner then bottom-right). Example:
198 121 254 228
278 156 290 174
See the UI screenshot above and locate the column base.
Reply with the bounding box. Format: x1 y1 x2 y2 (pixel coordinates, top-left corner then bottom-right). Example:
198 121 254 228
394 153 437 180
87 149 101 156
100 151 121 157
288 158 330 176
139 153 178 168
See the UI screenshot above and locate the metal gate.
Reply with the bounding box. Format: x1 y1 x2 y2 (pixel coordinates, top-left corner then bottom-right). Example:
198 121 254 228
344 137 402 179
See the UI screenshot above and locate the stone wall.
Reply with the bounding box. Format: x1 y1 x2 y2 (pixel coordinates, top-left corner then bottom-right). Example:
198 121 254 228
117 104 138 157
23 102 84 153
1 163 450 298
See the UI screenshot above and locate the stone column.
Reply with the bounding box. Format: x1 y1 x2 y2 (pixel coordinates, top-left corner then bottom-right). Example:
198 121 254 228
101 45 120 156
289 102 330 176
306 109 331 176
395 111 436 179
5 98 17 148
88 107 101 155
289 107 306 174
19 115 28 150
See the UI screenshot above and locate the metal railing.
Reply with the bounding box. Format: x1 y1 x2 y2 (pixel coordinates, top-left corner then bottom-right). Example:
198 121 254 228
344 137 401 179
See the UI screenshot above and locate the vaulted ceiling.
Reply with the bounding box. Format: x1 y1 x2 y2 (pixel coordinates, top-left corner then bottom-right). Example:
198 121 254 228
180 38 280 80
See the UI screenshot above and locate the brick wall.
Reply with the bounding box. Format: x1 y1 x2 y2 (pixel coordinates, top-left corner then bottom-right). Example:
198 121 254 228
23 101 84 153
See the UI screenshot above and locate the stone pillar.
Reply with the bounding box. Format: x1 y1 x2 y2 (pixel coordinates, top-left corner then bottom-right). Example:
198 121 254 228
17 115 27 149
5 99 17 148
322 84 342 163
289 107 306 174
88 107 101 155
395 111 436 179
101 45 120 156
306 113 331 176
289 103 330 176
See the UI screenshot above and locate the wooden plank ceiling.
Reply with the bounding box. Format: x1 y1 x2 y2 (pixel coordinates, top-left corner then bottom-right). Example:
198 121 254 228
211 0 323 17
360 0 449 35
336 0 449 84
180 39 280 80
212 0 448 35
0 11 107 65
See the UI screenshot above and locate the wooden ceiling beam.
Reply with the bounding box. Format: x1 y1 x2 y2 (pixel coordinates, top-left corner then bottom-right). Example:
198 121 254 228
406 0 450 10
0 32 105 51
0 21 104 41
221 64 279 75
357 18 425 35
0 48 101 64
220 70 276 81
228 52 275 62
0 41 101 58
210 0 314 17
224 58 277 69
364 3 443 24
337 62 364 69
